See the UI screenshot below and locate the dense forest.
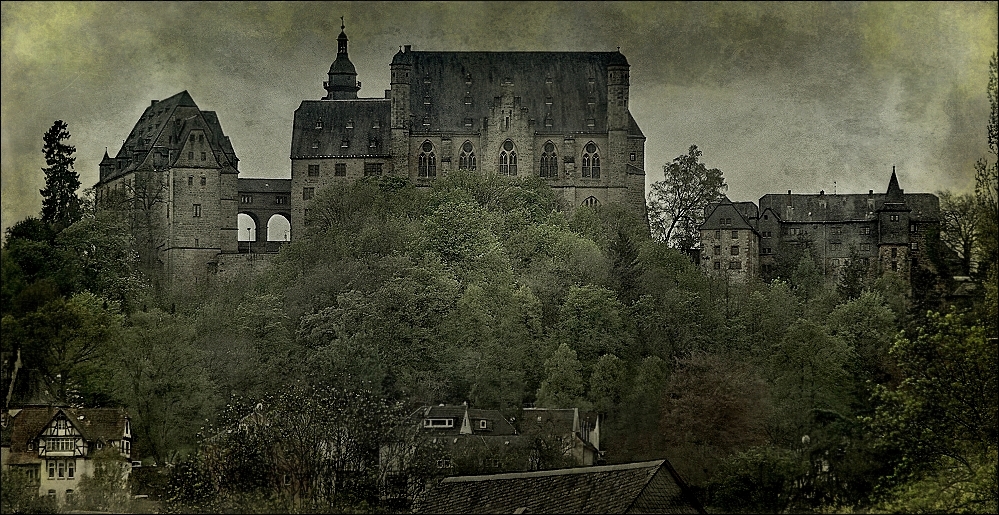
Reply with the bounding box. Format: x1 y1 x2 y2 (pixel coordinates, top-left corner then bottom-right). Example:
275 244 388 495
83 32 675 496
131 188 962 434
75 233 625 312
2 59 997 515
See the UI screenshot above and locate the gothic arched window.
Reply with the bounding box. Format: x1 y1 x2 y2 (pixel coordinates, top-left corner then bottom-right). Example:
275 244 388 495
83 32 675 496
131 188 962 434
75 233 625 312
540 141 558 178
499 140 517 176
418 140 437 178
582 196 600 207
582 141 600 178
459 141 476 171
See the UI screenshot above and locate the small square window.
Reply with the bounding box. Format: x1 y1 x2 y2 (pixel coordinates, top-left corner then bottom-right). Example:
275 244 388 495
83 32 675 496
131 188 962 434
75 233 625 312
364 163 383 176
308 164 320 177
731 246 740 256
200 176 206 186
200 152 206 161
713 245 721 255
315 120 323 129
188 152 194 160
479 420 487 429
334 163 346 176
313 141 320 150
713 261 721 270
629 152 636 161
303 187 315 201
731 230 739 239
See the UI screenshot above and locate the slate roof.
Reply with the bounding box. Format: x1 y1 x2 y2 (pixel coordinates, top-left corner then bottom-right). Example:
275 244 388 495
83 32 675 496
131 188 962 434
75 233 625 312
700 196 759 232
237 178 292 194
100 90 239 183
757 192 939 223
417 405 518 437
5 407 129 463
400 51 628 134
290 99 391 159
413 459 705 514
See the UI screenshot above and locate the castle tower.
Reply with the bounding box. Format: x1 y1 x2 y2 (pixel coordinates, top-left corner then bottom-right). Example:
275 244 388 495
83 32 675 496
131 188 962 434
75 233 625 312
323 18 360 100
389 45 413 175
876 167 912 280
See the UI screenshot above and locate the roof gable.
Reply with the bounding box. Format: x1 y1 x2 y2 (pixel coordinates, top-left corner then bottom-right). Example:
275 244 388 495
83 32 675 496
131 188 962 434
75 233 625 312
291 99 391 159
414 460 704 514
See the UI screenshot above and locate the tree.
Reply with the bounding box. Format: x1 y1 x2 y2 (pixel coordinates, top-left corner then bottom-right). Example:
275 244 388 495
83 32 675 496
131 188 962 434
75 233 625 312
75 448 132 512
39 120 82 230
938 191 980 276
836 247 873 301
974 53 998 278
0 467 58 513
535 343 585 409
647 145 726 249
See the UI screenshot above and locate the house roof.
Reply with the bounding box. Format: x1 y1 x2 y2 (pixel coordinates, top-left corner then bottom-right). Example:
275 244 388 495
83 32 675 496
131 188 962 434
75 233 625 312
7 407 129 454
290 99 391 159
100 90 239 183
237 178 292 194
400 51 629 134
521 408 598 436
417 405 518 437
757 192 939 223
413 459 705 514
700 196 759 232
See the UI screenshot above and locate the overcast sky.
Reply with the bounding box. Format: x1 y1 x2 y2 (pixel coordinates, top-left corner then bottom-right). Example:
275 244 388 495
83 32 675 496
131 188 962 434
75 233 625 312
2 1 996 234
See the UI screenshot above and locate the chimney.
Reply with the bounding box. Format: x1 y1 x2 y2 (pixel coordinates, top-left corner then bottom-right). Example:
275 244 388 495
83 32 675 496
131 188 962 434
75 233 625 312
820 190 824 195
385 89 391 99
869 190 873 195
404 45 411 53
788 190 792 195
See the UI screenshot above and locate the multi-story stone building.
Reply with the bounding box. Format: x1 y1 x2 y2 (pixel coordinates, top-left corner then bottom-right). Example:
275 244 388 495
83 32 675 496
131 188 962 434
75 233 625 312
290 24 648 227
96 23 648 287
699 169 941 283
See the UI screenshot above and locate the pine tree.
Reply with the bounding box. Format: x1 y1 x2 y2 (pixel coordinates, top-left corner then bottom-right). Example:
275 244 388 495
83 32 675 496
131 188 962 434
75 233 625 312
39 120 82 230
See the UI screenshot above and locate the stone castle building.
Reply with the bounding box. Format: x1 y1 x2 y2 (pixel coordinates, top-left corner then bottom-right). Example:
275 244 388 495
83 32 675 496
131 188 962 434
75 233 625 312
699 169 942 283
95 24 647 287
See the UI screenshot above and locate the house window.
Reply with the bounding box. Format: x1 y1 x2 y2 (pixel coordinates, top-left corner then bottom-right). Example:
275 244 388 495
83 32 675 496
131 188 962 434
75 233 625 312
630 152 636 161
201 152 207 161
582 196 600 207
463 117 474 128
341 137 349 148
713 261 721 270
581 142 600 178
436 458 454 469
67 461 75 479
193 204 202 217
198 134 204 143
48 461 56 479
539 141 558 178
860 227 871 235
459 141 476 170
713 245 721 255
479 420 488 429
861 243 871 252
499 139 517 175
200 176 206 186
58 461 65 479
424 95 431 106
892 261 898 271
303 188 314 201
188 175 194 186
346 119 354 129
731 246 740 256
418 140 437 178
832 226 842 235
729 260 742 270
369 137 379 150
48 490 56 499
464 95 472 106
762 231 772 238
422 116 431 127
891 248 898 258
731 230 739 239
715 230 720 239
832 259 840 266
423 418 454 428
308 164 320 177
544 114 553 127
890 214 899 221
762 247 773 254
364 163 383 176
66 490 74 502
241 195 252 204
275 196 288 205
334 163 347 176
910 242 918 250
545 95 553 105
315 120 323 129
48 438 74 451
910 224 918 233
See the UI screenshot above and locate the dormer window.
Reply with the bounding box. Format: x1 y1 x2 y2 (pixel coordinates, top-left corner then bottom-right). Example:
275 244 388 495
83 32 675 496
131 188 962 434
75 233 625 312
312 141 320 150
346 119 354 129
464 94 472 106
479 420 488 430
465 74 472 85
424 95 432 106
423 418 454 428
315 120 323 129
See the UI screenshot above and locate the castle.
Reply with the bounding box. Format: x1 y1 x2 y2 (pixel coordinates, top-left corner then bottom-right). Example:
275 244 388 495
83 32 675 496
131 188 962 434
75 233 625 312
698 169 942 283
94 24 648 288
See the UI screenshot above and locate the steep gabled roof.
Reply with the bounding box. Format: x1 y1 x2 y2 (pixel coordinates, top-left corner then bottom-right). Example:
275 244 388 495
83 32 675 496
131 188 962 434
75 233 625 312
101 91 239 183
291 99 391 159
413 459 705 514
403 51 628 133
416 405 518 436
7 407 129 455
700 196 758 232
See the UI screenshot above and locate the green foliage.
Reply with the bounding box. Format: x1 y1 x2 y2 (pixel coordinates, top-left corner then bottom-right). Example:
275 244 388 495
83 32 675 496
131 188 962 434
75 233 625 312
39 120 82 230
0 467 58 514
587 353 627 416
974 52 998 280
648 144 726 249
75 448 132 512
875 450 998 514
536 343 586 409
708 446 806 514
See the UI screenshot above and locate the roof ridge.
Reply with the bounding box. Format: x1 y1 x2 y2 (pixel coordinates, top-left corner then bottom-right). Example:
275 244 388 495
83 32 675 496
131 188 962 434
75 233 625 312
442 459 665 483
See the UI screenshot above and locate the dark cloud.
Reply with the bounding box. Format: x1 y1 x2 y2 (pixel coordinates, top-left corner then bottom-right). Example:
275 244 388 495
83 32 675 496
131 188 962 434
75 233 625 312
2 2 995 234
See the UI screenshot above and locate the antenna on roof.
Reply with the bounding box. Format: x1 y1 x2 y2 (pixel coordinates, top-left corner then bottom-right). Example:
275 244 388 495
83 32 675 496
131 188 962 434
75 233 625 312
341 15 345 31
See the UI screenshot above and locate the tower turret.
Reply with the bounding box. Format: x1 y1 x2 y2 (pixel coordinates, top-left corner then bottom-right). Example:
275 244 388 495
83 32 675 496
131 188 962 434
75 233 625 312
323 17 360 100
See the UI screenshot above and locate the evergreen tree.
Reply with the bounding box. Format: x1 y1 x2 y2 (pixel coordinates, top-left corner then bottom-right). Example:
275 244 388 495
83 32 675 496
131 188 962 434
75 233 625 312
39 120 82 230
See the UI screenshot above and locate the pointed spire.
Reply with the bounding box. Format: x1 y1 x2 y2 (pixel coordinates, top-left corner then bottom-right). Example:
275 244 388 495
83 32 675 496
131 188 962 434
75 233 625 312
885 165 904 202
460 406 472 435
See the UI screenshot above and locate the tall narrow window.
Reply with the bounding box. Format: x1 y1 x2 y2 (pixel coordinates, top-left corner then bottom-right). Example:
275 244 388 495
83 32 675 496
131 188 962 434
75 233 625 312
418 140 437 178
540 141 558 178
193 204 202 217
303 187 314 200
582 142 600 178
459 141 476 171
499 140 517 175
